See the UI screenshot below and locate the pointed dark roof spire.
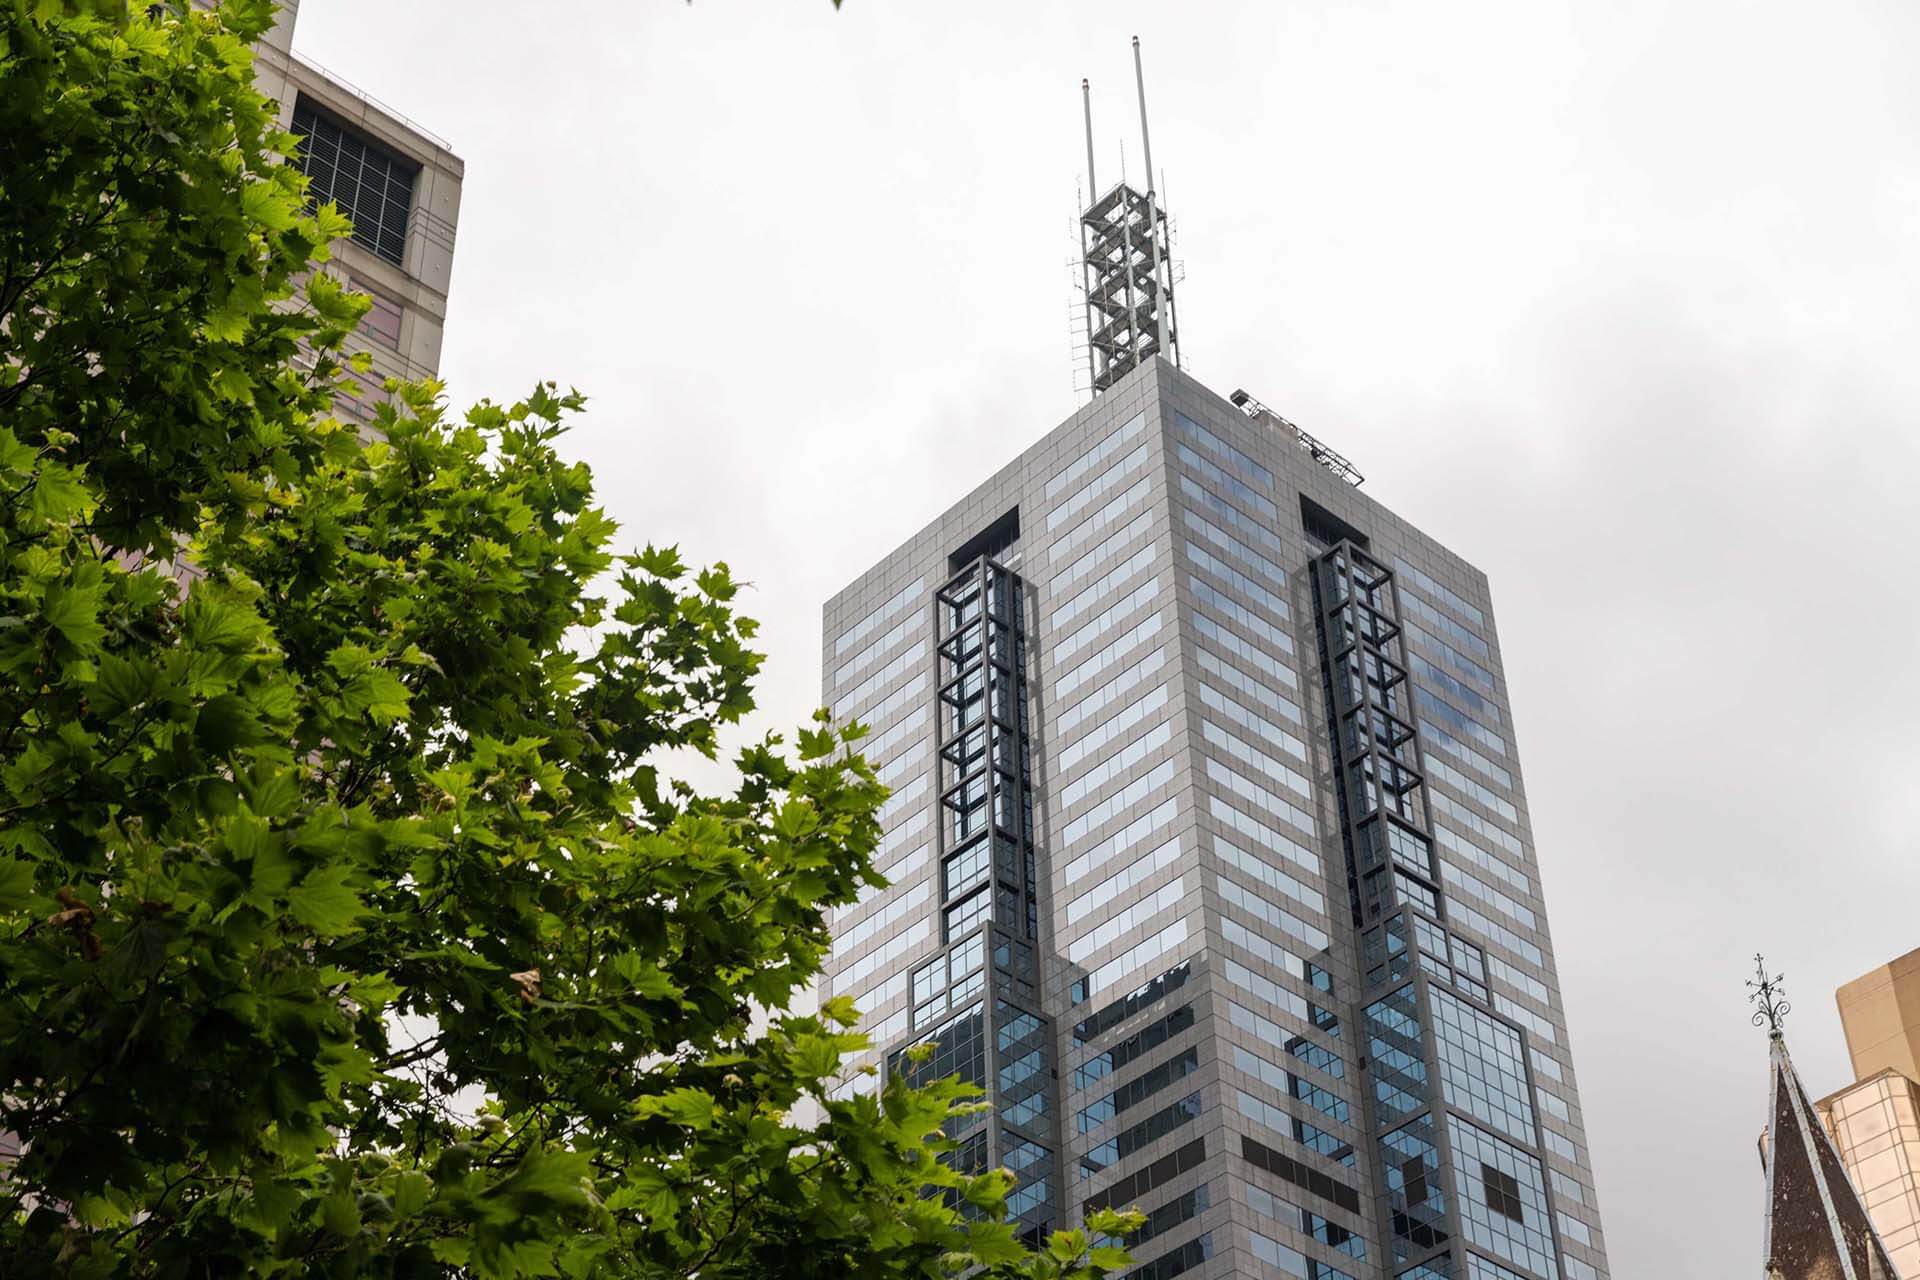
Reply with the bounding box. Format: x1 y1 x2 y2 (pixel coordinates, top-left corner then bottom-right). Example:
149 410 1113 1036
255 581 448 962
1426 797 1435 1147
1756 957 1899 1280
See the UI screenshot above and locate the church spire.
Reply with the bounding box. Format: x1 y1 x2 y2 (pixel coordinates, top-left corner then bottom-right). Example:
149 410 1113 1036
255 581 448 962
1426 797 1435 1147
1754 956 1899 1280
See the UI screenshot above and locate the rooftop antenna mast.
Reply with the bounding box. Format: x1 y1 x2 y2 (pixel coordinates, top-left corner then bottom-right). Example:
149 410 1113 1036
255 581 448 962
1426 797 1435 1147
1075 39 1180 400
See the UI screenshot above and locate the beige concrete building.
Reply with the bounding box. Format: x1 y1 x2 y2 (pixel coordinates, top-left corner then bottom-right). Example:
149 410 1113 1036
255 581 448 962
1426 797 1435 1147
1813 949 1920 1279
251 1 463 415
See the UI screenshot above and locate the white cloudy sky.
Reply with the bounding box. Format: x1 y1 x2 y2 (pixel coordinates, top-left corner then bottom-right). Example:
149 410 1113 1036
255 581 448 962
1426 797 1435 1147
294 1 1920 1273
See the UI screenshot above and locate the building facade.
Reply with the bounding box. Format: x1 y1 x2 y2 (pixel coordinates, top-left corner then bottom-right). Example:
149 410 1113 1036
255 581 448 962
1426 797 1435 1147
820 358 1610 1279
252 1 462 407
1811 950 1920 1278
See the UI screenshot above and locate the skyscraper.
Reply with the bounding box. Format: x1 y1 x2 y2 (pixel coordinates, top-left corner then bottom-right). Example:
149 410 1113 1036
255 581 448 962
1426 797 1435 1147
820 355 1612 1279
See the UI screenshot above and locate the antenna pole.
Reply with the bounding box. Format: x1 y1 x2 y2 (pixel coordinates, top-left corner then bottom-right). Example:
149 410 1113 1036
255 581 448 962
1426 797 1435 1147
1081 79 1098 199
1132 37 1170 360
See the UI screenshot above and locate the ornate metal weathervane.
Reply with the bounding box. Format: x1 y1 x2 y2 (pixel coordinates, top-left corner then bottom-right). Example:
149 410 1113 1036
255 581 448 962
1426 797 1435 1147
1748 953 1791 1036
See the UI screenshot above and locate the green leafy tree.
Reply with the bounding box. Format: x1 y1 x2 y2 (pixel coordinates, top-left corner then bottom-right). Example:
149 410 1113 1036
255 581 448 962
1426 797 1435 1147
0 4 1138 1276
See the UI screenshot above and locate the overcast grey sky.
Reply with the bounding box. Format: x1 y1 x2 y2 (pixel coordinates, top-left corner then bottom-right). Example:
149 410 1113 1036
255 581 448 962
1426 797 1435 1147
295 1 1920 1272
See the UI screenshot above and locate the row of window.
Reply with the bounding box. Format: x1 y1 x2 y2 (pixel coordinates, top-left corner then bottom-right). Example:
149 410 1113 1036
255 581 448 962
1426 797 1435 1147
1231 1045 1347 1128
1195 646 1301 723
1411 650 1503 724
833 576 925 658
1062 798 1179 886
1080 1091 1202 1177
1415 686 1508 758
1432 793 1525 861
1047 442 1151 534
1209 796 1320 879
1184 506 1290 591
1214 835 1326 916
1186 541 1289 621
1073 1004 1197 1090
1422 719 1514 790
1206 758 1316 840
1178 472 1287 561
875 772 925 827
842 641 927 717
1393 556 1486 628
1076 1047 1201 1134
1065 836 1183 928
835 918 932 991
1059 684 1171 774
1448 897 1545 967
1058 650 1168 740
1428 755 1520 824
1067 875 1187 966
1045 410 1149 500
1406 618 1498 692
1060 721 1173 812
1202 719 1311 799
1486 953 1552 1008
1217 874 1331 952
1496 992 1558 1046
1061 758 1180 848
835 612 918 690
1054 612 1164 702
1056 510 1156 596
1175 410 1274 488
1242 1170 1366 1263
1443 858 1538 931
1402 590 1492 661
834 880 930 957
1234 1088 1350 1162
1198 684 1307 761
1219 961 1338 1065
1054 578 1162 665
1055 544 1159 628
1248 1231 1357 1280
1192 587 1295 659
1075 918 1189 1004
1434 822 1531 897
1194 602 1296 668
855 676 921 736
1220 921 1311 992
859 705 928 768
1052 475 1155 566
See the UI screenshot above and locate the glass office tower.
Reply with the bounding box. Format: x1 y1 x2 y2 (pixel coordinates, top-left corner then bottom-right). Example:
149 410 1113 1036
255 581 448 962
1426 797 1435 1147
821 358 1610 1280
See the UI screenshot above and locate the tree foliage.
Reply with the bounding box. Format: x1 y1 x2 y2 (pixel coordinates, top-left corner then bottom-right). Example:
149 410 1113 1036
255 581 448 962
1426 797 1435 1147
0 4 1136 1275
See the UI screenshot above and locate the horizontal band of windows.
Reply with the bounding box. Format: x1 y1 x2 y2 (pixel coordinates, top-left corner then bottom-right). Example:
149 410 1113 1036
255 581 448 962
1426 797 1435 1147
1411 650 1503 724
855 705 928 767
1244 1179 1367 1267
1045 410 1150 500
1067 874 1188 965
1186 541 1289 621
1530 1047 1565 1083
833 576 925 658
1192 587 1296 659
876 773 926 827
1241 1134 1362 1216
1432 793 1525 859
1196 646 1301 724
1401 590 1491 660
1058 720 1174 812
1198 684 1306 760
835 613 920 690
1054 544 1160 628
875 750 921 788
1550 1167 1588 1206
846 968 906 1019
1223 997 1345 1087
1047 443 1151 534
840 641 929 717
1073 1004 1197 1091
1428 757 1519 824
1414 686 1508 758
1406 618 1498 692
1443 859 1537 931
1230 1045 1350 1128
834 918 932 990
1074 918 1189 1004
1079 1090 1203 1179
1076 1047 1201 1134
1192 609 1297 675
1433 822 1530 897
1216 873 1330 952
1393 556 1486 628
1201 720 1311 800
1213 834 1325 915
1062 797 1179 883
1058 684 1171 774
1178 472 1287 561
1219 918 1313 985
1205 758 1316 838
1249 1231 1359 1280
1174 440 1278 525
1054 578 1162 665
1083 1136 1207 1214
1486 953 1553 1007
1447 897 1544 967
845 676 921 735
1183 507 1289 590
1055 510 1157 595
1052 481 1154 570
1059 758 1178 850
838 832 928 918
1542 1126 1579 1163
1054 611 1164 702
1537 1085 1572 1123
1175 409 1273 487
1496 992 1559 1045
832 880 931 955
1058 649 1167 740
1213 794 1320 875
1064 835 1184 928
1422 719 1513 790
1234 1089 1353 1165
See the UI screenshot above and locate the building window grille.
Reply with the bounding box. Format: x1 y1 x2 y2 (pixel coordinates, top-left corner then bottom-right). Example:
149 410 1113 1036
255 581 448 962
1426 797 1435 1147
292 96 418 267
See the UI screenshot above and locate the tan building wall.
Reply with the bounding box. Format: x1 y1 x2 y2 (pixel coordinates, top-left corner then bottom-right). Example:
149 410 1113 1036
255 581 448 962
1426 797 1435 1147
1818 1071 1920 1280
1838 948 1920 1085
250 0 463 418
